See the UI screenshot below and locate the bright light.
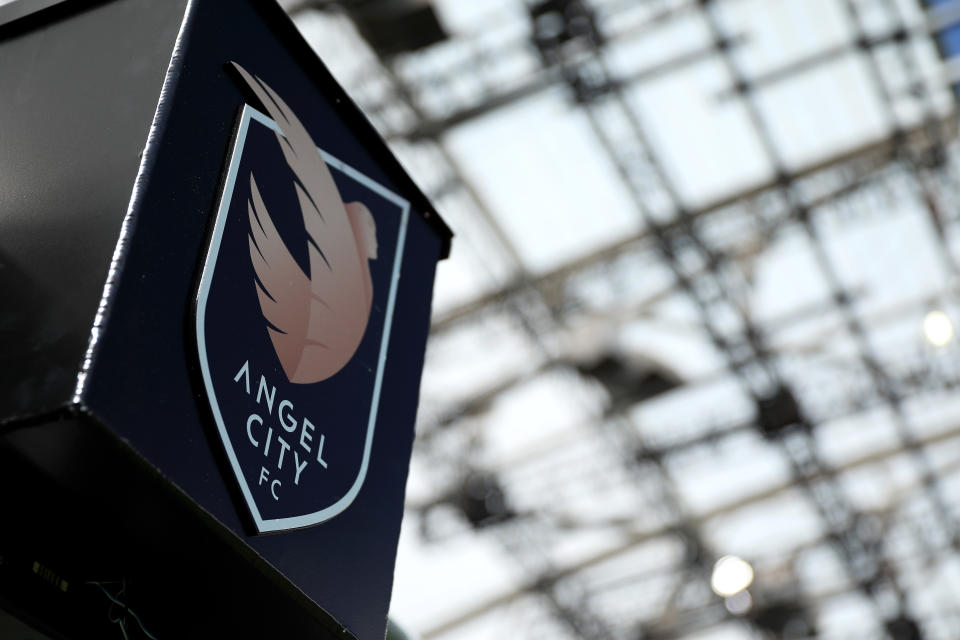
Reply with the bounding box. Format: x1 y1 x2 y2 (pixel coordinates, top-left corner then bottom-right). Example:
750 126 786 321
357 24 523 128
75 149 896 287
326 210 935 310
724 590 752 615
710 555 754 597
924 310 954 347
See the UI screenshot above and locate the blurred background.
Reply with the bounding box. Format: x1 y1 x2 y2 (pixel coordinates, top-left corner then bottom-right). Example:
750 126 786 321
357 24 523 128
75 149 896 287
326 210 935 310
284 1 960 638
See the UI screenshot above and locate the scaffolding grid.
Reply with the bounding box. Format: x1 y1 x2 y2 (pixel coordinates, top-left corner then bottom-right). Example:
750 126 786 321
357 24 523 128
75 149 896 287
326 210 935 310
287 1 960 638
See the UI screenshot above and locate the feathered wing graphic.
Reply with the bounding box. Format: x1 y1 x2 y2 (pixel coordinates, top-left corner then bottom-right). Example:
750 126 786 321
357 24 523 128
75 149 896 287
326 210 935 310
232 63 379 384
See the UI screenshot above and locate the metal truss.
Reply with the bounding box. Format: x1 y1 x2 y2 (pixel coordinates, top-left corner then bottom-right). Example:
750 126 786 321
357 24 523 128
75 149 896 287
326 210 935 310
289 1 960 638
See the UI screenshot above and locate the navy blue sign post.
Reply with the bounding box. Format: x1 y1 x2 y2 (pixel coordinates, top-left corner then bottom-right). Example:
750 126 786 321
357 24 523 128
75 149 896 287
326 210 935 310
0 1 450 639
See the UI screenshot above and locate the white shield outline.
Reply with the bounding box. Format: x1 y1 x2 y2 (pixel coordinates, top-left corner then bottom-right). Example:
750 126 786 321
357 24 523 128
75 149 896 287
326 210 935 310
196 104 410 533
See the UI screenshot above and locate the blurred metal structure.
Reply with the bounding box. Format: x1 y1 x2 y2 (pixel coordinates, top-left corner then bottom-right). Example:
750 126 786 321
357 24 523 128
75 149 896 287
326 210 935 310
287 0 960 638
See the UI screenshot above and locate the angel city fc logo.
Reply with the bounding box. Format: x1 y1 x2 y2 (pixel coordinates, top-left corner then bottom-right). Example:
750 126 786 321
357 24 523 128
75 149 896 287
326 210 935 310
196 63 410 533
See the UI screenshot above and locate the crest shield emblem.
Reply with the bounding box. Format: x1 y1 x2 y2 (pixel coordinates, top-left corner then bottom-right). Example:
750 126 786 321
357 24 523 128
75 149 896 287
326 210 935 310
196 65 410 533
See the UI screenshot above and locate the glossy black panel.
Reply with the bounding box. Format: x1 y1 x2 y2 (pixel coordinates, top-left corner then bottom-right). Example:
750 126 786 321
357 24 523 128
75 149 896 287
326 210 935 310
0 0 189 420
